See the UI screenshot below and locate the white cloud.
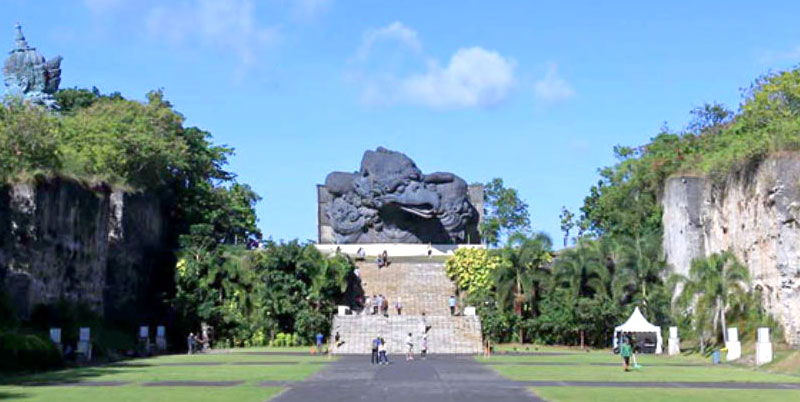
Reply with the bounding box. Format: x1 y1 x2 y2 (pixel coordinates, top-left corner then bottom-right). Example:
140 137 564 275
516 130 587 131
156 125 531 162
400 47 515 108
290 0 333 21
534 63 575 103
354 21 422 63
352 23 515 109
145 0 280 71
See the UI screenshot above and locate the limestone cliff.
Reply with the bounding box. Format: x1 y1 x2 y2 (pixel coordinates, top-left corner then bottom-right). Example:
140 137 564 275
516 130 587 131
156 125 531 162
663 155 800 345
0 177 175 322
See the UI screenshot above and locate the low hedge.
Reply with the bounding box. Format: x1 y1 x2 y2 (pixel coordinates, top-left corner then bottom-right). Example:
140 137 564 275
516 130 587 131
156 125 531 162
0 332 63 372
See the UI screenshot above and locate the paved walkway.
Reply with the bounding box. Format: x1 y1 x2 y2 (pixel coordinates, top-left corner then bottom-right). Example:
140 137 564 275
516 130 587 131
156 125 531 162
271 355 542 402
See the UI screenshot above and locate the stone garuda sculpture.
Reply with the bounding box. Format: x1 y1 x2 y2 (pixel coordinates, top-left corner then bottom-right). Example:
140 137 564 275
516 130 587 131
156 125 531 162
3 24 62 109
322 147 481 244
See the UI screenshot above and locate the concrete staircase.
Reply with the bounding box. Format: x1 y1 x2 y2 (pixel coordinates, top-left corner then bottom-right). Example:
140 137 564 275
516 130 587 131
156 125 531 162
331 260 483 354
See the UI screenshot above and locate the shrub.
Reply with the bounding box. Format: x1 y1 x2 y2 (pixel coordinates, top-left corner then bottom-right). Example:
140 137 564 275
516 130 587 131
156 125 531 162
0 332 63 372
269 332 301 347
445 248 501 296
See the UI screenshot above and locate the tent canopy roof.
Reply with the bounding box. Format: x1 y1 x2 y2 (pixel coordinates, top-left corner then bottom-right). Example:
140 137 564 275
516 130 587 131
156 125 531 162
614 307 660 333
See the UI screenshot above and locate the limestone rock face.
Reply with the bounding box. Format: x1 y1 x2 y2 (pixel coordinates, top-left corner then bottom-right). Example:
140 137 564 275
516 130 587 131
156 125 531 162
0 178 174 321
662 155 800 345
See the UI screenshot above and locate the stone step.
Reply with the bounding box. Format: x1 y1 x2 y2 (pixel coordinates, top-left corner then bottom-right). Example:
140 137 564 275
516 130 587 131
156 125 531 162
331 315 482 354
335 261 482 355
357 262 457 316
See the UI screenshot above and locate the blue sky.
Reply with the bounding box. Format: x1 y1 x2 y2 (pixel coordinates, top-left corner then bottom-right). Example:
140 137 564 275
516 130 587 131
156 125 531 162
4 0 800 246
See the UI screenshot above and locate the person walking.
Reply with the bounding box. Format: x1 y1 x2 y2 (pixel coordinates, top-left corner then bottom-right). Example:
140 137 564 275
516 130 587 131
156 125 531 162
315 332 324 354
448 295 457 315
187 332 195 355
395 297 403 315
378 337 388 365
363 295 372 315
421 334 428 360
620 339 633 372
334 331 342 350
371 336 381 365
405 332 414 361
382 296 389 317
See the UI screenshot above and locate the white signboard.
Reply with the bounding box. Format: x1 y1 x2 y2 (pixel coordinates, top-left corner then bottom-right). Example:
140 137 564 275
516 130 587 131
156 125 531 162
727 327 739 342
758 327 770 343
139 326 149 338
79 327 91 342
49 328 61 344
669 326 678 339
157 326 166 337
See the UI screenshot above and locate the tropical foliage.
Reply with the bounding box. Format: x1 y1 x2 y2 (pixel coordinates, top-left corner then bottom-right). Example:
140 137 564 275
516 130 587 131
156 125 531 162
446 248 502 296
465 64 800 346
480 178 531 246
174 240 353 347
581 68 800 239
672 252 751 353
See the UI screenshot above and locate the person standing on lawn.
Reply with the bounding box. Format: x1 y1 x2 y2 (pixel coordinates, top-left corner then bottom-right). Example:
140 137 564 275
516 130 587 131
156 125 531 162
315 332 324 354
620 338 633 372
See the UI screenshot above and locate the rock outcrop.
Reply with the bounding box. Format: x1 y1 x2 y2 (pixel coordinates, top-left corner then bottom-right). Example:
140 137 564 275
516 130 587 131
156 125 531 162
0 177 174 322
663 155 800 345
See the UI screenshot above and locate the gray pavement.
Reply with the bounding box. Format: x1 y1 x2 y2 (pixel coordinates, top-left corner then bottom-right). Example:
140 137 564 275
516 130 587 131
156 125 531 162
270 355 543 402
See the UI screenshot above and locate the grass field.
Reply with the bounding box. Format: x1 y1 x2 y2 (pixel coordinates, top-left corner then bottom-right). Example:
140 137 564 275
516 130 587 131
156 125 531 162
483 346 800 401
0 347 330 401
529 387 800 402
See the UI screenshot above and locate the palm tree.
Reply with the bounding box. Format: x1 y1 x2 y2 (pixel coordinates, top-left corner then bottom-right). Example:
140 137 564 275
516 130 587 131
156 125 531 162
553 238 609 299
610 233 667 311
494 232 553 342
552 238 611 348
673 251 750 348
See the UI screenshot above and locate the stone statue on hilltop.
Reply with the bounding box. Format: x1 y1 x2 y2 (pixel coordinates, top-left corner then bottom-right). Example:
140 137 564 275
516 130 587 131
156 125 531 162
3 24 62 109
320 147 482 244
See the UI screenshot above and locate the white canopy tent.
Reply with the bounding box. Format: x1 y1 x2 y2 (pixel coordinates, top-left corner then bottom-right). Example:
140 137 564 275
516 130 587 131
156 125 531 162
613 307 663 354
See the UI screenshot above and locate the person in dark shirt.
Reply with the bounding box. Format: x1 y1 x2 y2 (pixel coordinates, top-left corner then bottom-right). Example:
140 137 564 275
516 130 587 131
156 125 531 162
620 339 633 372
371 336 381 364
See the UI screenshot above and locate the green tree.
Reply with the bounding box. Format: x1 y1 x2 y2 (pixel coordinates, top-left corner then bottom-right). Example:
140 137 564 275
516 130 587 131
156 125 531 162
673 252 750 350
552 239 610 299
559 206 576 247
610 233 667 311
494 232 553 341
480 178 530 247
687 102 733 134
0 100 62 179
59 90 188 187
446 248 502 297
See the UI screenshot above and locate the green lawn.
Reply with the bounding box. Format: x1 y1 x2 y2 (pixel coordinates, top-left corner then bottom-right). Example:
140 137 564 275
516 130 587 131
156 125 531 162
0 386 284 402
530 387 800 402
0 348 332 401
484 348 800 402
482 352 800 383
